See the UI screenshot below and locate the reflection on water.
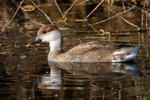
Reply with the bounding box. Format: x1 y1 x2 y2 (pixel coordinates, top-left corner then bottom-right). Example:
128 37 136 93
39 64 62 90
37 62 143 100
48 62 143 78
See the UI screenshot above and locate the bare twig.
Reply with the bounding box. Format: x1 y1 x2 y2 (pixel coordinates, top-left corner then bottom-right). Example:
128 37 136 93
86 0 104 18
124 1 150 12
145 11 148 27
29 20 45 26
30 0 53 24
63 0 78 18
75 28 149 34
86 22 98 32
77 0 89 5
89 6 135 26
1 0 24 34
109 6 140 29
141 10 144 26
122 2 126 11
120 16 140 29
54 0 64 17
35 0 41 5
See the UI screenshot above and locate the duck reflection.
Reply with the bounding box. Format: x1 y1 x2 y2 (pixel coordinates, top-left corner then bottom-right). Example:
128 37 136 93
38 62 142 90
38 64 62 90
36 62 143 99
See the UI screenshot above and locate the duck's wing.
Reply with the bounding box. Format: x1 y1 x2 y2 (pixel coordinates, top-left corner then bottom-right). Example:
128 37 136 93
60 42 140 62
67 42 106 55
67 42 124 55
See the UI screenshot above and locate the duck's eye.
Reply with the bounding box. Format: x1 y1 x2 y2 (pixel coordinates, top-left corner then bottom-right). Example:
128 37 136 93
42 30 47 34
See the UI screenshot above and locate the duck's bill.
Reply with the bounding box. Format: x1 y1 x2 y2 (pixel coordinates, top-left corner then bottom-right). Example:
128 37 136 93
26 36 41 47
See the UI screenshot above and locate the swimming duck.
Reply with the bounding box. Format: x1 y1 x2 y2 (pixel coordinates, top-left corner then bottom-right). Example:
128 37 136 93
27 25 141 62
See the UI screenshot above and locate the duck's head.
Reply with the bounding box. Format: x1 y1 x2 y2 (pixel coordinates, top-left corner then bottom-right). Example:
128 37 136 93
27 25 62 47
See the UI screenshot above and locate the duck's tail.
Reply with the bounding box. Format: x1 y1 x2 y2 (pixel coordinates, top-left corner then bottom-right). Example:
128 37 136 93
112 46 141 62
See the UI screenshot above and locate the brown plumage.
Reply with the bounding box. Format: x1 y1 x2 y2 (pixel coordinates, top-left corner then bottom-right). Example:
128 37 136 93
27 25 141 62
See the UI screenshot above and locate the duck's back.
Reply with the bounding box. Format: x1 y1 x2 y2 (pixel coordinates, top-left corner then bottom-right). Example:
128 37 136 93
52 42 140 62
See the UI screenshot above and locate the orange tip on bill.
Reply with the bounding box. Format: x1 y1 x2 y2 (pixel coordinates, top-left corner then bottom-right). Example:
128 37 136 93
26 44 32 48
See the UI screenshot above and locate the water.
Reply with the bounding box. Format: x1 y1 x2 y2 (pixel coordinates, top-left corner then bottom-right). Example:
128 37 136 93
0 1 150 100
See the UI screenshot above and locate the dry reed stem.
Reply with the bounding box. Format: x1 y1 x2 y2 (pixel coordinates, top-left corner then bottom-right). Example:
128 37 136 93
63 0 78 18
110 5 140 29
35 0 41 5
141 10 144 26
54 0 64 17
86 22 98 32
30 0 53 24
86 0 104 18
122 2 126 10
1 0 24 34
77 0 89 5
29 20 45 26
145 11 148 27
90 6 135 26
125 1 150 12
120 16 140 29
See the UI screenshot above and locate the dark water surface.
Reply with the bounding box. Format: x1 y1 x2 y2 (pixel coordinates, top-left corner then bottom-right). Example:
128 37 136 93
0 1 150 100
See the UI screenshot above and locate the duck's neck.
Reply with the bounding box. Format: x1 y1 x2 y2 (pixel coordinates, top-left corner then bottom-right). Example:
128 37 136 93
48 38 63 59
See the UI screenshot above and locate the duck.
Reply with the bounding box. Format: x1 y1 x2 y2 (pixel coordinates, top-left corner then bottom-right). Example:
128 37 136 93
26 25 141 62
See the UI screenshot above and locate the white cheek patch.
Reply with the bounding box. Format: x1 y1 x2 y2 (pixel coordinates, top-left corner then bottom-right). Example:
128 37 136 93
39 30 61 42
40 33 52 42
